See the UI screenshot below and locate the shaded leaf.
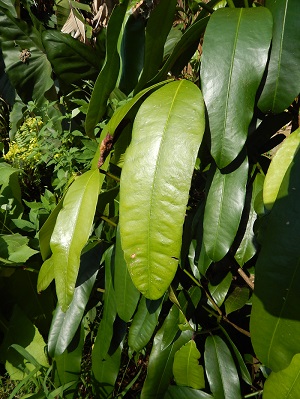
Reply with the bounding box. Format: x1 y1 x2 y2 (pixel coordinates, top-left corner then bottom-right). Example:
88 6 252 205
258 0 300 113
200 7 272 168
120 80 205 299
164 386 213 399
208 272 232 308
173 340 205 389
225 286 249 316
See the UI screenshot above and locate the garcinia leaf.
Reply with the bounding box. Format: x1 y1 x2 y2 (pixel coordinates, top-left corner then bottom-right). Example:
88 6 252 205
120 80 205 299
200 7 272 168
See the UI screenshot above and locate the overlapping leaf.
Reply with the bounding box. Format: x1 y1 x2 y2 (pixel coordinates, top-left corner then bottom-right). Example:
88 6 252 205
120 80 205 299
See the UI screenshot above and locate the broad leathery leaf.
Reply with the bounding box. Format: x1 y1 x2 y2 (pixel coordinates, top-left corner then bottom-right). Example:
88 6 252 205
204 335 242 399
164 386 213 399
203 158 248 262
0 1 17 17
208 272 232 307
263 128 300 210
120 80 205 299
258 0 300 114
263 354 300 399
39 169 101 311
114 227 140 322
47 243 104 358
225 286 249 316
141 329 193 399
92 246 117 362
220 326 252 386
128 296 163 353
134 0 177 94
85 0 129 137
0 10 55 105
42 30 102 85
250 149 300 371
200 7 272 168
173 340 205 389
235 172 264 266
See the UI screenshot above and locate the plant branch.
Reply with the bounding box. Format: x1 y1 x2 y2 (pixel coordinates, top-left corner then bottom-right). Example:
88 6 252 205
227 0 236 7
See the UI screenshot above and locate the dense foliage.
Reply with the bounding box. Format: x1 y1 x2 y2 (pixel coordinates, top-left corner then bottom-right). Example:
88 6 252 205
0 0 300 398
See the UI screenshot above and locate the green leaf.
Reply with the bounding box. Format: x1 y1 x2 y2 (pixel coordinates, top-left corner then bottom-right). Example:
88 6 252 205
263 354 300 399
114 227 140 322
120 80 205 299
141 328 193 399
164 386 213 399
263 128 300 210
225 286 249 316
42 30 102 86
48 243 104 357
203 159 248 262
208 272 232 307
0 234 38 264
85 0 129 137
200 7 272 168
0 10 55 105
204 335 241 399
250 148 300 372
258 0 300 113
128 296 163 353
0 0 17 17
134 0 177 94
173 340 205 389
40 169 101 311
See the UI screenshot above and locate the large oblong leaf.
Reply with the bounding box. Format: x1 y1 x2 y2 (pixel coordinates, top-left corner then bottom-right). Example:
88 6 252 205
38 170 101 311
120 80 205 299
203 158 248 262
204 335 241 399
200 7 272 168
258 0 300 114
250 147 300 372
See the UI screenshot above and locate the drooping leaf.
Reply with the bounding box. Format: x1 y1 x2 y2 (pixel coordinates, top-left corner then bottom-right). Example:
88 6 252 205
200 7 272 168
263 127 300 210
0 9 55 105
263 354 300 399
258 0 300 113
47 243 104 357
225 286 249 316
120 80 205 299
203 158 248 262
208 272 232 307
164 386 213 399
114 227 140 322
173 340 205 389
141 328 193 399
128 296 163 353
204 335 241 399
38 169 101 311
250 148 300 372
134 0 177 94
42 30 102 86
85 0 129 137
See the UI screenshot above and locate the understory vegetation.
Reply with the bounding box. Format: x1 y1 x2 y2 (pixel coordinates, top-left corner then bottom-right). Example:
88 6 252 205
0 0 300 398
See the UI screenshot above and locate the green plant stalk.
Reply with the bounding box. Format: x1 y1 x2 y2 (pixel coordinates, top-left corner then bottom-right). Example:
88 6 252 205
100 215 117 227
243 391 263 398
227 0 236 7
244 0 249 7
198 2 215 13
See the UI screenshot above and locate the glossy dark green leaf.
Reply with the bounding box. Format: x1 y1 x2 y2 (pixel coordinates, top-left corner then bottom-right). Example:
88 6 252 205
0 10 55 105
208 272 232 307
47 244 103 358
0 1 17 17
85 0 129 137
134 0 177 94
119 12 145 95
263 354 300 398
141 328 193 399
37 169 101 311
258 0 300 113
225 286 249 316
173 340 205 389
114 227 140 322
250 147 300 372
120 80 205 299
164 386 213 399
204 335 241 399
203 159 248 262
128 296 163 353
42 30 101 85
200 7 272 168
